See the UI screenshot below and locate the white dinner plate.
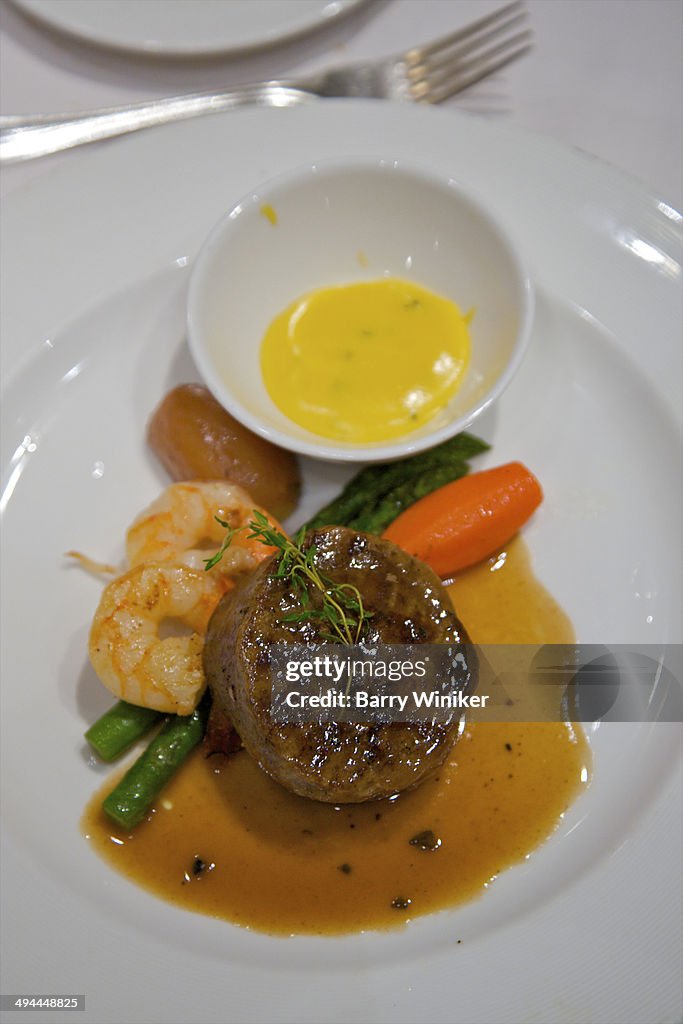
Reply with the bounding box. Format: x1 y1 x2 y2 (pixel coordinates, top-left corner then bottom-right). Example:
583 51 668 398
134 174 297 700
1 103 681 1024
9 0 367 57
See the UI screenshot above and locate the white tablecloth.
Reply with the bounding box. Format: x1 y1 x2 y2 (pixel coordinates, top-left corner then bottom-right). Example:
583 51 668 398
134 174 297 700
1 0 681 209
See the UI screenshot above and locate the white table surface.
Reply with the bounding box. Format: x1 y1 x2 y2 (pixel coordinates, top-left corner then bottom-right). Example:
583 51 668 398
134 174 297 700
0 0 681 210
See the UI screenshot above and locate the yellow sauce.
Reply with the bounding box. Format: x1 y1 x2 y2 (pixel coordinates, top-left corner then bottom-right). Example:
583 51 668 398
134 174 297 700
259 203 278 226
82 537 589 935
260 279 471 443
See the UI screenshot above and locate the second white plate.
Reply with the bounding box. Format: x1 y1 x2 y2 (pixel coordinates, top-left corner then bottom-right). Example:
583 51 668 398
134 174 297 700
10 0 368 56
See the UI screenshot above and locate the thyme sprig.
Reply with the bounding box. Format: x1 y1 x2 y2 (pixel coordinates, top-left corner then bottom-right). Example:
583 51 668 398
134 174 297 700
203 516 242 572
205 510 372 645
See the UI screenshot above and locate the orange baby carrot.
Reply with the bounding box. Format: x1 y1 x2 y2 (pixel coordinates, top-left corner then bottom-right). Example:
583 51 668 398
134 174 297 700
382 461 543 577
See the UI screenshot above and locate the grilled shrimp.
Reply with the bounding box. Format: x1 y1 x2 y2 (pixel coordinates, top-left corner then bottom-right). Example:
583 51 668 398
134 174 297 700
126 481 277 579
89 562 225 715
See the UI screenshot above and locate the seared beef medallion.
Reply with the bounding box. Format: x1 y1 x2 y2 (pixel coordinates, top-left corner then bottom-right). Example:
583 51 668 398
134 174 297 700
204 526 475 802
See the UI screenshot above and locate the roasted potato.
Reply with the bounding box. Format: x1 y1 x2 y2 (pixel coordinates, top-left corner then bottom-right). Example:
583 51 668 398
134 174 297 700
147 384 300 520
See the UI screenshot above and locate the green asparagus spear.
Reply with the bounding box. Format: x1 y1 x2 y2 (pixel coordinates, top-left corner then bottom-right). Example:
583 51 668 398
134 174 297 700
85 701 163 762
102 697 210 829
304 463 403 531
306 432 489 532
351 460 470 534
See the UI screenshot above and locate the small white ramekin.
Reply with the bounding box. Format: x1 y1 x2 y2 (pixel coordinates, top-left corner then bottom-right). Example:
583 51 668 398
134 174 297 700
187 157 534 462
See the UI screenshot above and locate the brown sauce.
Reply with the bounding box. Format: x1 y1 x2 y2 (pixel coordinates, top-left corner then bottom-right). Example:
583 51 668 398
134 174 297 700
82 536 589 934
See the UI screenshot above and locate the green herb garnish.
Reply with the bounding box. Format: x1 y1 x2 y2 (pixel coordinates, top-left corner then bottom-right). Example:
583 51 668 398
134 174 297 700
203 516 241 571
205 511 372 645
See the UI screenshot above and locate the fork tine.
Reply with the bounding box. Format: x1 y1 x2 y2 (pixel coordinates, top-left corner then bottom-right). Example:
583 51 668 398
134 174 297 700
406 0 526 63
410 14 529 81
415 35 533 105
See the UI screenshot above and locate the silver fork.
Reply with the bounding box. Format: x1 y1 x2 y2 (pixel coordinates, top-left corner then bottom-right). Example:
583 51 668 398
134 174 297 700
0 2 531 164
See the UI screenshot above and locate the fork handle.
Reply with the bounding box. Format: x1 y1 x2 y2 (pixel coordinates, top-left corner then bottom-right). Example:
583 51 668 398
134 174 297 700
0 83 314 163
